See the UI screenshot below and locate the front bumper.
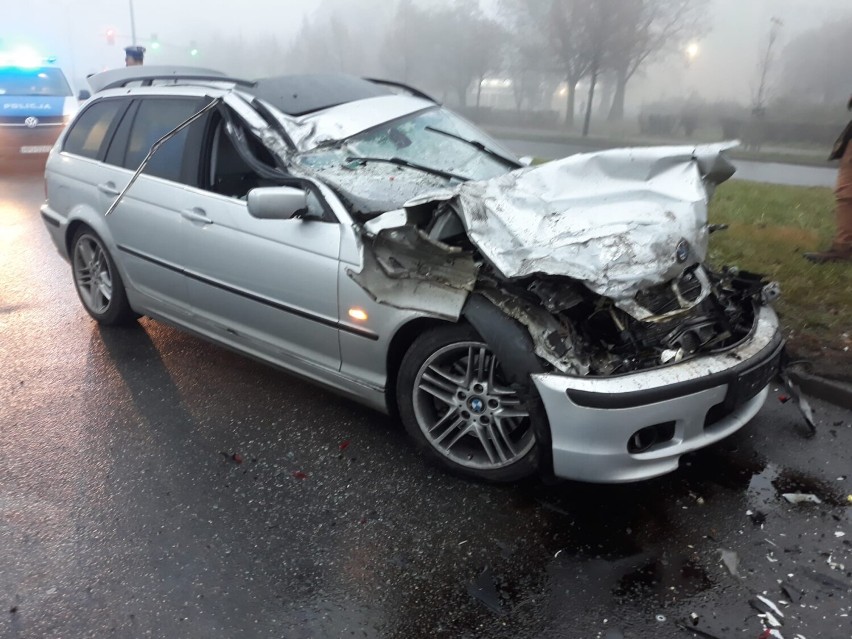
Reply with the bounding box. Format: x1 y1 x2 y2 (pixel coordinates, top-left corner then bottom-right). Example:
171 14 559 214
532 306 782 483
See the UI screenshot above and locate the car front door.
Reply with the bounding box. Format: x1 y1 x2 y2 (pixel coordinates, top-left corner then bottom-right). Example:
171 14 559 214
179 114 342 373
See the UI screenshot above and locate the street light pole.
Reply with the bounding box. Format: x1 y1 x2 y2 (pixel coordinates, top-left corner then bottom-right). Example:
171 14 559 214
128 0 137 46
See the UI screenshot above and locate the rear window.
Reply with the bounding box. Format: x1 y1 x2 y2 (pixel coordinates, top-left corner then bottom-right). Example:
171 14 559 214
64 100 126 159
0 67 72 97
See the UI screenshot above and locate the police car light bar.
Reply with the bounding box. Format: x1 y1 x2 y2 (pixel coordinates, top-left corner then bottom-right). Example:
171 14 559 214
0 46 57 68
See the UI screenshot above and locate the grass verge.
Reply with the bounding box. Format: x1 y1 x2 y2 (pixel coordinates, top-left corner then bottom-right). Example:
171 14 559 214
708 181 851 380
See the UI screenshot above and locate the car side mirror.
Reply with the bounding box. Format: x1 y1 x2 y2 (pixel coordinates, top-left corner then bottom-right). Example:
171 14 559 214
77 89 91 101
247 186 308 220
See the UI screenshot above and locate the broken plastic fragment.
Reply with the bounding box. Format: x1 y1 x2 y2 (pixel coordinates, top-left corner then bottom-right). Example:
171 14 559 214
756 595 784 619
231 453 243 464
291 470 308 480
780 581 802 604
782 493 821 505
758 611 783 628
339 440 350 451
758 630 784 639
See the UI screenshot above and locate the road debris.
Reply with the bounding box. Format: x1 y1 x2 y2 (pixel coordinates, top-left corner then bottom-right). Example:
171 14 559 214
778 370 816 436
826 554 845 571
780 581 803 604
781 493 821 505
656 614 667 622
719 549 740 577
466 567 504 616
291 470 308 480
338 440 351 451
676 623 724 638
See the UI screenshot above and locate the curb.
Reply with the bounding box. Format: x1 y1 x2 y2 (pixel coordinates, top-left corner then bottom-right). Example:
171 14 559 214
787 369 852 411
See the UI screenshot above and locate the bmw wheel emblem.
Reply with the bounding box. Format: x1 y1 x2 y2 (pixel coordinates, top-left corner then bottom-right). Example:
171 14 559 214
675 239 690 263
469 398 484 414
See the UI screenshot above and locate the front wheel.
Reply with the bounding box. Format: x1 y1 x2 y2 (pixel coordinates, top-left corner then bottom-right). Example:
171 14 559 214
396 324 539 482
71 227 136 325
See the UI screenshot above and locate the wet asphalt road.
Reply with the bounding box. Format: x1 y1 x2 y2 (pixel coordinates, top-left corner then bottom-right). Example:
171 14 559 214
499 139 838 188
1 167 850 639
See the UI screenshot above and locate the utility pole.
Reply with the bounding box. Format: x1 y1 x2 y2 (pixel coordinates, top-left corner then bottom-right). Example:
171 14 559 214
129 0 137 46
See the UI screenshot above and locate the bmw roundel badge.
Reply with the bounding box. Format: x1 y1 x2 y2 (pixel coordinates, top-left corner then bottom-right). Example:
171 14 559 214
675 239 690 263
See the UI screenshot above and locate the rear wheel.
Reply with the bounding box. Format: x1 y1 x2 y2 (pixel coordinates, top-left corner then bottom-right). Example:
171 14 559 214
397 324 539 482
71 227 136 325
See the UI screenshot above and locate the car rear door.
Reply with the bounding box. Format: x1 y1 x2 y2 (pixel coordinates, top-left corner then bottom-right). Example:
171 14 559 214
99 96 208 321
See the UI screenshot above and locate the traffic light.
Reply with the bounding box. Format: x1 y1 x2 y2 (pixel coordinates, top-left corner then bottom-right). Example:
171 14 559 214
189 41 198 57
106 28 116 46
150 34 160 50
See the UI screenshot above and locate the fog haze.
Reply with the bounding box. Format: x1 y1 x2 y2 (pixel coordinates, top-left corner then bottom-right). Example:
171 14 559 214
4 0 850 121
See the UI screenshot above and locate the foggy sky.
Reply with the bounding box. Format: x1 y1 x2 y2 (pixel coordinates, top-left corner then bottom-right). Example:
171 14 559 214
4 0 850 104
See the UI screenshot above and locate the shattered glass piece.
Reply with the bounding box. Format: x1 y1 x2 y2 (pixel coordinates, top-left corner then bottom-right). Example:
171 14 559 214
718 549 740 577
466 567 504 616
782 493 822 505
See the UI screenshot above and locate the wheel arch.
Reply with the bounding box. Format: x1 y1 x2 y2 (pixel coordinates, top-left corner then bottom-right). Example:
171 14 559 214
385 316 458 417
461 293 555 480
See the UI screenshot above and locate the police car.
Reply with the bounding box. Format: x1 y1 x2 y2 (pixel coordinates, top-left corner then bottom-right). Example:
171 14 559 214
0 49 78 164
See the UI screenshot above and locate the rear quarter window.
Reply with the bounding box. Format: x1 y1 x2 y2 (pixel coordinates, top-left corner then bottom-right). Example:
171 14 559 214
63 100 127 159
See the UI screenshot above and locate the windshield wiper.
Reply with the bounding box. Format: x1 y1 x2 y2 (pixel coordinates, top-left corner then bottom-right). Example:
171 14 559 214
424 126 521 168
344 155 470 182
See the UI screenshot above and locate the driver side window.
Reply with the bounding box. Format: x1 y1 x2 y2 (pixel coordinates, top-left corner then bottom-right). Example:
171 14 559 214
205 116 335 223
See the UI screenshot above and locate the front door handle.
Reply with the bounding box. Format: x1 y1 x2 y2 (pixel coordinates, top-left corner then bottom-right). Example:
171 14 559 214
97 182 120 196
181 207 213 224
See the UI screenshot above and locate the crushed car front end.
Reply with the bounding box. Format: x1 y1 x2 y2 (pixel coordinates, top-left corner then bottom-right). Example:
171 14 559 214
245 82 787 483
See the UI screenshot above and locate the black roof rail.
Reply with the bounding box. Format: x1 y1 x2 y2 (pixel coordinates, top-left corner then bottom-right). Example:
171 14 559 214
363 78 439 104
88 65 255 93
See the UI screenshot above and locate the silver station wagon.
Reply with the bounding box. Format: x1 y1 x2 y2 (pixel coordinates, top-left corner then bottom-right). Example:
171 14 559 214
40 66 785 483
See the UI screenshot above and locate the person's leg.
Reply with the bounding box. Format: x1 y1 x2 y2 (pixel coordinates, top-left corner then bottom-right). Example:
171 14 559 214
833 142 852 249
805 142 852 262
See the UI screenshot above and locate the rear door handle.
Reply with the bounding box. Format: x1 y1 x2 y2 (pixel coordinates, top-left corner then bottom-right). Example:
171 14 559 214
97 182 120 196
181 207 213 224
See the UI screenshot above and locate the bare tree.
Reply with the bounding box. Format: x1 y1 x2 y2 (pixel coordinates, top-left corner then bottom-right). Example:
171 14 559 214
497 0 554 112
606 0 706 121
548 0 595 128
581 0 614 136
752 17 783 113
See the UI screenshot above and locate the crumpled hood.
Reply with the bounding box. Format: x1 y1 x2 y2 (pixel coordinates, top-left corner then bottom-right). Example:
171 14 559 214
405 142 737 306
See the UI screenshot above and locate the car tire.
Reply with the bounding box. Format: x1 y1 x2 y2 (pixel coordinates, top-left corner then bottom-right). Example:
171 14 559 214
396 323 540 482
70 227 136 326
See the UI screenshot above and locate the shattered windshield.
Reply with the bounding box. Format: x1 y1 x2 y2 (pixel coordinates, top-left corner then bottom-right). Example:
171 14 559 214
296 107 519 183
